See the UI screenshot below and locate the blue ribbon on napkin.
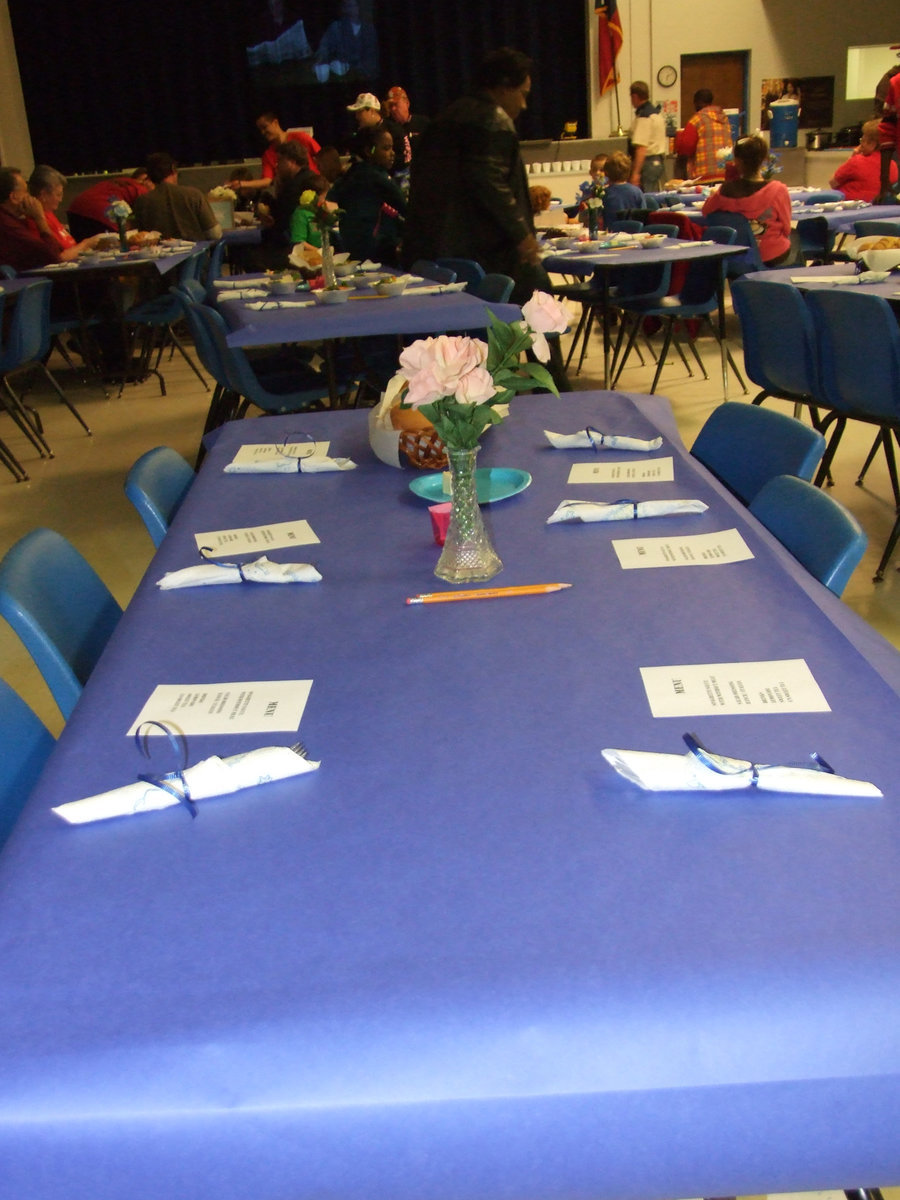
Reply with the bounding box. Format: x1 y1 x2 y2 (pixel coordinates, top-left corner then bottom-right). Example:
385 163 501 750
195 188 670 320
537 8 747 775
683 732 835 788
135 720 197 818
199 545 249 581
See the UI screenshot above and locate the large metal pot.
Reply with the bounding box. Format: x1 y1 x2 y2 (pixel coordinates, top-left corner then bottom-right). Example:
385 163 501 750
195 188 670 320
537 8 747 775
806 130 833 150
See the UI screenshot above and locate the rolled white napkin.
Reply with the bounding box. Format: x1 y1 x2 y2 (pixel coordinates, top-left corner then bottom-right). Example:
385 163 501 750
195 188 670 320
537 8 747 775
547 499 708 524
545 428 664 452
217 288 268 301
157 556 322 589
224 455 355 474
409 282 468 295
52 745 320 824
359 259 382 271
246 299 315 310
215 277 261 288
602 747 882 797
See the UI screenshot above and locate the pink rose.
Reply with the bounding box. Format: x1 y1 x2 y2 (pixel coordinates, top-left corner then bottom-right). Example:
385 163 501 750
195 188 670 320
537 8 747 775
454 365 497 405
404 368 447 408
399 335 488 393
522 291 571 334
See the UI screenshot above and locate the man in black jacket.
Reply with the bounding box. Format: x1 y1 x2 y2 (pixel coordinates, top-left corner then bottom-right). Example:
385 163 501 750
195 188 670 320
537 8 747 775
402 47 550 305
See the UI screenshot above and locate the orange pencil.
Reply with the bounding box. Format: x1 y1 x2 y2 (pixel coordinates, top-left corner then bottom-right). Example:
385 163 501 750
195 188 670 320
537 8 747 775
406 583 572 605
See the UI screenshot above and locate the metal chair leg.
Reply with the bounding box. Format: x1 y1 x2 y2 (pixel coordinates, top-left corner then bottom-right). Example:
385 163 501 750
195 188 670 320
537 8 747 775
1 379 53 457
36 363 92 436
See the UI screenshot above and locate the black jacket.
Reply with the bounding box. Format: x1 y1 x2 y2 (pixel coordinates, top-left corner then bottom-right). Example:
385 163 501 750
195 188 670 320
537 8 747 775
402 90 536 286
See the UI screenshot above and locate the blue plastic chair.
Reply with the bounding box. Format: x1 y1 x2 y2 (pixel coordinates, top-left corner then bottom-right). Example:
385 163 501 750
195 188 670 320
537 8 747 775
124 447 195 548
853 219 900 239
173 293 333 455
800 190 845 204
123 245 210 393
469 273 514 303
434 258 485 288
643 223 679 238
410 260 457 284
0 528 123 720
704 226 738 246
703 211 766 275
612 255 747 395
730 278 823 425
804 289 900 581
608 220 643 233
748 475 867 597
691 401 826 505
0 677 54 849
203 239 228 299
0 279 91 455
795 215 847 265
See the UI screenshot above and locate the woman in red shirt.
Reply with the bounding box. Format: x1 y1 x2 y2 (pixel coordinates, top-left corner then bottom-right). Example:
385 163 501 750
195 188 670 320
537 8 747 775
27 165 105 261
701 136 798 266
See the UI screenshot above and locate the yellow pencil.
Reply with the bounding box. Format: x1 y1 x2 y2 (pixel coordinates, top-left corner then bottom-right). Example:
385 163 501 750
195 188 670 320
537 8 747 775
406 583 572 605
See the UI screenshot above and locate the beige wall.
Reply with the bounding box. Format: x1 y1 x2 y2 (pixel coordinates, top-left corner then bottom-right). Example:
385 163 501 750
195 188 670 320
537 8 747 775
0 0 32 170
587 0 900 136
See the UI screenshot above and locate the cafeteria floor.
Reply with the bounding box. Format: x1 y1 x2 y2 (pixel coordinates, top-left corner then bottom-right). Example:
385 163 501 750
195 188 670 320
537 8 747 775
2 303 899 741
0 315 899 1200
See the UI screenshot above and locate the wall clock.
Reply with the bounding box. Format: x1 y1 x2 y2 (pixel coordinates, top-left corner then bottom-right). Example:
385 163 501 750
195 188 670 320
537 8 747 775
657 65 678 89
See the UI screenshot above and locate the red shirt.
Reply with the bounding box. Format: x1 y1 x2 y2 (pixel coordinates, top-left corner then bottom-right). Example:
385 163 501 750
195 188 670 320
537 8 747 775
831 150 898 202
878 71 900 150
67 177 151 229
261 131 321 179
0 206 61 271
45 209 77 250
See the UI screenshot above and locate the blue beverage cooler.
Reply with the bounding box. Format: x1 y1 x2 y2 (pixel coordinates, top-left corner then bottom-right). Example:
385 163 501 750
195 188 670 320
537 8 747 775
768 100 799 148
724 109 742 142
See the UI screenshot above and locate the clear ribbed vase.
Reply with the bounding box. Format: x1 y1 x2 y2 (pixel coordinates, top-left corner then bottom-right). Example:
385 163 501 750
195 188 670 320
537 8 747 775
434 446 503 584
321 226 337 289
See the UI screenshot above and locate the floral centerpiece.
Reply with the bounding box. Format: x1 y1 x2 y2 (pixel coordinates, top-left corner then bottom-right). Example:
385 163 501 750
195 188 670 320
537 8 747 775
374 291 571 582
208 186 237 202
297 188 343 288
105 199 132 252
576 178 606 238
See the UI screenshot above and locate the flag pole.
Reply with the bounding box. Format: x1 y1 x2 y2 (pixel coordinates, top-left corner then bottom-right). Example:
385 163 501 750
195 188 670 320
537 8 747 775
610 77 627 137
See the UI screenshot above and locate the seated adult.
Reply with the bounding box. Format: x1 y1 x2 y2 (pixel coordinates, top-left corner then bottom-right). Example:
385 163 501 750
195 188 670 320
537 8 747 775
701 135 798 266
27 165 105 261
602 151 644 226
0 165 62 270
829 120 898 202
228 112 320 198
132 153 222 241
329 124 407 264
66 169 151 241
248 141 318 271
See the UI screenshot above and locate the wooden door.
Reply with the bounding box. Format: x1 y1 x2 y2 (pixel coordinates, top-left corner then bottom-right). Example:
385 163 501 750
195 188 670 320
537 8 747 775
680 51 748 136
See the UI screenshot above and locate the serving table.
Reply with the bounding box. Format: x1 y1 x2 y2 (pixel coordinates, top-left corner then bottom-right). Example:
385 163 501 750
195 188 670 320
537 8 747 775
1 391 899 1200
543 240 743 393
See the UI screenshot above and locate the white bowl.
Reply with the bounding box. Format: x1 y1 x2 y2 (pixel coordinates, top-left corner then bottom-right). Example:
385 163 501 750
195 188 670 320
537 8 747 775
313 287 350 305
333 260 360 277
861 249 900 272
269 277 298 295
376 280 408 297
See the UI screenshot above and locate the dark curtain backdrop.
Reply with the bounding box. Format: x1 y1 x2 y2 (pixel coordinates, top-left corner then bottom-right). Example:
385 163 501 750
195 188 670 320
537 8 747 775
9 0 587 174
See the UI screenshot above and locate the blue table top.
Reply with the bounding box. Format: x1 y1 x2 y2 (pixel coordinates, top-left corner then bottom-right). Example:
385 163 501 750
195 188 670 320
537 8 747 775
219 276 521 346
1 392 900 1199
744 261 900 302
544 239 743 278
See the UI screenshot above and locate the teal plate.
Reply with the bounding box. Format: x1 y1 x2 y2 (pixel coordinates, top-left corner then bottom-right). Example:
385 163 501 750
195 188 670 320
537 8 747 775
409 467 532 504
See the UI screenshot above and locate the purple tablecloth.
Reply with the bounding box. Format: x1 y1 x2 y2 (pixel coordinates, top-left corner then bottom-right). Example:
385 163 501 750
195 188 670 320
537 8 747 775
1 392 899 1200
543 238 742 278
219 277 521 347
744 261 900 303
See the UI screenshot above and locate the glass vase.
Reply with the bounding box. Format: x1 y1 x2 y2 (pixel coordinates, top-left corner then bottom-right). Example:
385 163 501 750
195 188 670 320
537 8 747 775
117 219 129 252
435 446 503 584
321 226 337 289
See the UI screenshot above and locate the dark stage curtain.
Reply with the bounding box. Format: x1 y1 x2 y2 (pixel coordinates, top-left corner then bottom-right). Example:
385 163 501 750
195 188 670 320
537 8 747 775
9 0 587 174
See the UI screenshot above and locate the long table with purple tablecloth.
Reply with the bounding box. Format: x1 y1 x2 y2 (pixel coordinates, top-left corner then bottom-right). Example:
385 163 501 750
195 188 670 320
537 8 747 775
1 391 899 1200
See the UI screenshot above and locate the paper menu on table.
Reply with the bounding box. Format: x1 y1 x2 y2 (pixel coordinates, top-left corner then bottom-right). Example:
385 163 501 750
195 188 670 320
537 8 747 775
194 518 319 554
228 442 330 466
612 529 752 569
567 457 674 484
127 680 313 736
640 659 831 718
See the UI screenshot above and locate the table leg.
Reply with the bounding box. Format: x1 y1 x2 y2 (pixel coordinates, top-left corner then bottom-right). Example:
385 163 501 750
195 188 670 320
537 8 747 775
716 265 729 400
602 273 611 389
